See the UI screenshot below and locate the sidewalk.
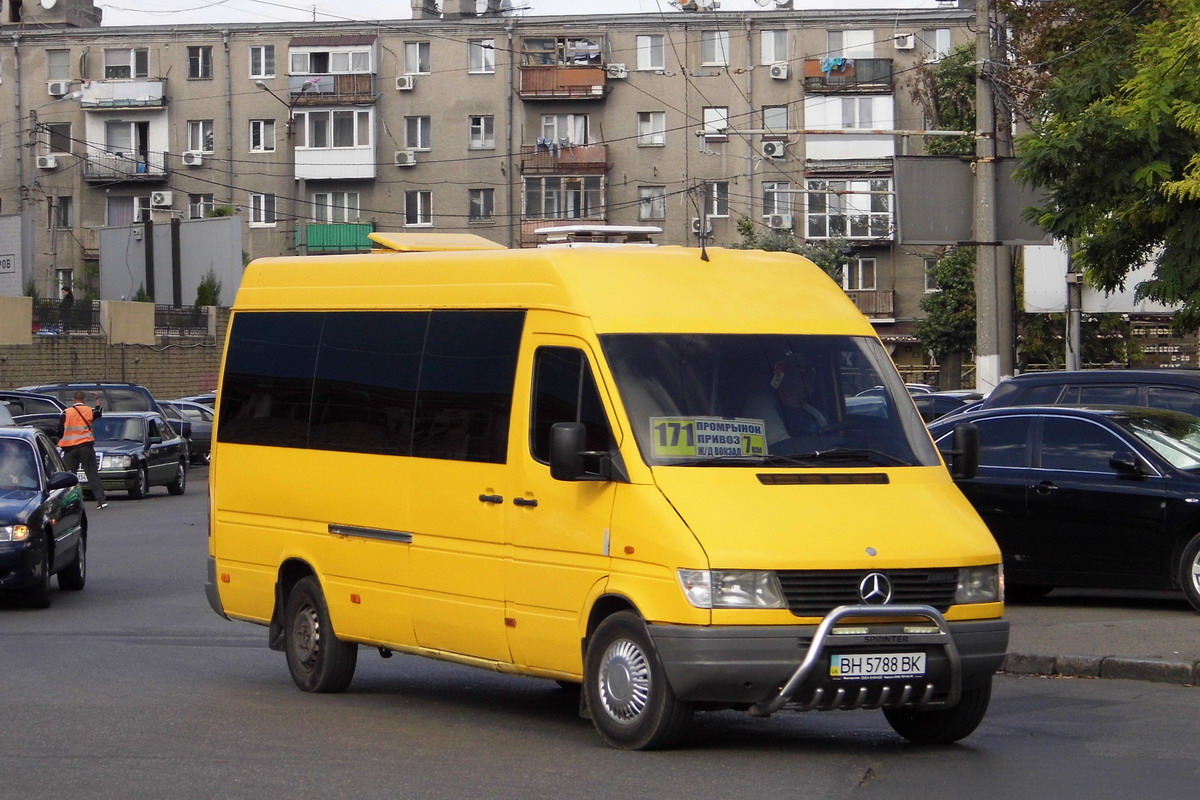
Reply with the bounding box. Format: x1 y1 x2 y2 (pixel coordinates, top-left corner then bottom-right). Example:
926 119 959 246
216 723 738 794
1001 588 1200 686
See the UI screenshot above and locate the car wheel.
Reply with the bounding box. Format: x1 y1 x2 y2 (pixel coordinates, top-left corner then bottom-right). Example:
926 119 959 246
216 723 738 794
167 461 187 495
1179 533 1200 612
284 576 358 693
58 533 86 591
584 611 693 750
883 676 992 744
128 465 149 499
22 536 52 609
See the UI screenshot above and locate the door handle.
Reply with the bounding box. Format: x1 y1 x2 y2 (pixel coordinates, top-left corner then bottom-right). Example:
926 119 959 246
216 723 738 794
478 494 503 504
1032 481 1059 495
513 497 538 508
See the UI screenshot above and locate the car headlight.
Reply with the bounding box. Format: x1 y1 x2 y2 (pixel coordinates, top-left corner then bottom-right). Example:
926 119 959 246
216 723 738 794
677 569 786 609
0 524 30 542
102 454 132 469
956 564 1002 604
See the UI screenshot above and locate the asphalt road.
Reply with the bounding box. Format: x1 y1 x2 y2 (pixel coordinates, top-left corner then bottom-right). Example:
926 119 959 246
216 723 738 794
2 468 1199 799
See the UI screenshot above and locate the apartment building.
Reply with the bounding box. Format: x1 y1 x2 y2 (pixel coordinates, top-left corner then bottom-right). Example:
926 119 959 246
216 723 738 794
0 0 973 366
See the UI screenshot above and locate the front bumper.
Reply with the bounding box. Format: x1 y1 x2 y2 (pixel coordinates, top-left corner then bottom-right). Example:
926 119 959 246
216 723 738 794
648 604 1009 713
0 541 42 591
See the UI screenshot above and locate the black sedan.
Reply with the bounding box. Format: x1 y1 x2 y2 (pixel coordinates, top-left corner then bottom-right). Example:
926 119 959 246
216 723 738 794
0 390 67 439
929 406 1200 611
159 399 212 465
0 426 87 608
87 412 187 499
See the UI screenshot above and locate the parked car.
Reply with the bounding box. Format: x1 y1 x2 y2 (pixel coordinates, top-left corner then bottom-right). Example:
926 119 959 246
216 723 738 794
980 369 1200 415
175 392 216 408
0 390 67 439
912 390 984 423
156 402 195 465
20 381 162 415
83 411 187 499
0 426 87 608
158 399 213 465
929 405 1200 611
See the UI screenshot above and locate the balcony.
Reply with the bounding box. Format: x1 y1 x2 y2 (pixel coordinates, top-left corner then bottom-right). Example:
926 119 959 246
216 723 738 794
290 74 376 105
82 151 170 183
79 79 168 109
519 217 607 247
296 222 376 253
803 59 893 91
518 66 609 101
520 143 608 174
845 289 895 319
295 146 376 181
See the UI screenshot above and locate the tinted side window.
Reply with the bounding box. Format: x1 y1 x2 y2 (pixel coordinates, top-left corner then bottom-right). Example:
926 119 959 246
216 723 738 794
530 346 611 465
1070 385 1138 405
412 311 524 463
1039 417 1123 472
1018 384 1065 405
1148 386 1200 416
974 417 1032 468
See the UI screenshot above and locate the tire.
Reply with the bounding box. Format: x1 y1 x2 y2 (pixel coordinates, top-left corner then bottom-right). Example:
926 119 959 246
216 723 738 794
22 538 52 609
284 576 358 693
583 611 693 750
883 676 993 744
1179 533 1200 613
58 533 86 591
128 465 149 499
167 461 187 496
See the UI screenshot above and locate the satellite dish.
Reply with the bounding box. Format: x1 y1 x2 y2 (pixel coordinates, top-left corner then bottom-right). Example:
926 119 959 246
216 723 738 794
694 0 716 8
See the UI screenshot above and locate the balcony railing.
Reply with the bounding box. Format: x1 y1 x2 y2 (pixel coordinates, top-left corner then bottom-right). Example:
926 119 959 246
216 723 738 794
845 289 895 319
80 79 168 109
518 66 610 100
297 222 376 253
82 151 170 183
520 143 608 174
32 299 100 336
154 305 212 337
290 74 376 104
803 58 893 91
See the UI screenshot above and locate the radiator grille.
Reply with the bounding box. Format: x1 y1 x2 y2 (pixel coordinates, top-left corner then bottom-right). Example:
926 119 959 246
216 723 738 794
775 569 959 617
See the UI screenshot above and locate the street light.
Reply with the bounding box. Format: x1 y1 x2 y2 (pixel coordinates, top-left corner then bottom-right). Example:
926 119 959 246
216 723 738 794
255 79 315 254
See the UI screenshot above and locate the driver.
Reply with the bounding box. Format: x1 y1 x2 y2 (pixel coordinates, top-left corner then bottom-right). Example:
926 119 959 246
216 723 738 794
744 353 828 447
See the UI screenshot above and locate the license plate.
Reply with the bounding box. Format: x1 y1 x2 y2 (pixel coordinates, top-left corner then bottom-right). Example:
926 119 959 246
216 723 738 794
829 652 926 680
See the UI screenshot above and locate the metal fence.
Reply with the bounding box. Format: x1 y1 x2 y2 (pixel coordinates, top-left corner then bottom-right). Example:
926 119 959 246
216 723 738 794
154 305 210 337
32 299 100 336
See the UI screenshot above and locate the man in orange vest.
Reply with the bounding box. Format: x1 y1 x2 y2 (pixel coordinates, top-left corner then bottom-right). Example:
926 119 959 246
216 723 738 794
60 390 107 509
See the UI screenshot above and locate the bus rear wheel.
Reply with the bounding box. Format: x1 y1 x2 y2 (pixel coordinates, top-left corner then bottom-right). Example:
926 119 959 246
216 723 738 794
284 576 357 693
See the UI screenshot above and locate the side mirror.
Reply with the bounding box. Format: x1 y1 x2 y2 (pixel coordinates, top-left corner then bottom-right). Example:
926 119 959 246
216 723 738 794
1110 450 1144 477
550 422 587 481
940 422 979 479
48 470 79 490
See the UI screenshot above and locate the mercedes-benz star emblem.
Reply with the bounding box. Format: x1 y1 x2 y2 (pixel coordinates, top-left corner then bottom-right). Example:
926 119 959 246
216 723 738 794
858 573 893 605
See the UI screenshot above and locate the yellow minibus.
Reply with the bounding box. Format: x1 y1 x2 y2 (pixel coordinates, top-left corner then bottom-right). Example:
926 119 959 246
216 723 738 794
206 232 1007 750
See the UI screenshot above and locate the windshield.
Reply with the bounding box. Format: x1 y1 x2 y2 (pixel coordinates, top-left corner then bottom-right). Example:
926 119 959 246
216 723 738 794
1124 413 1200 471
601 334 939 468
94 417 145 442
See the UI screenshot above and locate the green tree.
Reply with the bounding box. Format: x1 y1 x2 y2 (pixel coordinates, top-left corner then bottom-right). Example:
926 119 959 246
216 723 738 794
730 216 851 282
195 268 222 307
909 42 976 156
914 247 976 387
132 284 152 303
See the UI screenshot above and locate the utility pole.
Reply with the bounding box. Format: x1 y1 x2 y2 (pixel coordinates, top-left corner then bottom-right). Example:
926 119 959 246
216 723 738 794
973 0 1003 391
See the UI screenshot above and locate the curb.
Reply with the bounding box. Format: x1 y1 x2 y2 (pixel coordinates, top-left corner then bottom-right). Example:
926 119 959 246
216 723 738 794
1002 652 1199 687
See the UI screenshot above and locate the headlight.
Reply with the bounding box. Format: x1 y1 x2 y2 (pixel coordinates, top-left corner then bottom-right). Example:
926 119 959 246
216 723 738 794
956 564 1002 604
0 524 31 542
677 569 786 609
102 454 132 469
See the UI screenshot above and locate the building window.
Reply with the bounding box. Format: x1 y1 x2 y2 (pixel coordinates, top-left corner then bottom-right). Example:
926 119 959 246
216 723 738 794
469 39 495 74
49 196 72 229
250 119 275 152
701 30 730 66
805 179 893 239
702 107 729 141
638 186 666 220
828 30 875 59
312 191 360 223
405 190 432 226
922 28 953 61
761 29 787 65
522 36 603 66
924 257 941 292
47 49 71 81
763 181 792 216
523 176 604 220
249 45 276 78
249 193 276 226
106 196 152 226
636 111 666 146
843 258 877 291
189 193 215 219
289 48 372 74
187 120 214 153
405 42 431 74
540 114 589 145
105 48 148 80
762 105 788 135
469 188 495 221
636 34 664 71
469 115 495 150
45 122 72 154
188 46 213 79
842 97 875 129
706 182 729 217
405 116 431 150
294 110 372 148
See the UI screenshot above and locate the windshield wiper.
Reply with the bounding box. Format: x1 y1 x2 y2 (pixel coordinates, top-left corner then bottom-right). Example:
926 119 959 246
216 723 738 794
777 448 913 467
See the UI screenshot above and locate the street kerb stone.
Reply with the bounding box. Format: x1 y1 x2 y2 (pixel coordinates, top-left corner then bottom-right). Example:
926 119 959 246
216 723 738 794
1099 657 1197 686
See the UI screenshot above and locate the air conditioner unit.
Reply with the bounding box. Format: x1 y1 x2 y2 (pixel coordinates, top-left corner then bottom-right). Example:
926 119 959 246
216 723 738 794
894 34 916 51
36 155 57 169
605 63 628 80
47 81 70 97
150 191 173 208
768 213 794 231
396 75 416 91
769 62 788 80
691 217 713 235
762 141 787 160
395 150 418 167
182 151 204 167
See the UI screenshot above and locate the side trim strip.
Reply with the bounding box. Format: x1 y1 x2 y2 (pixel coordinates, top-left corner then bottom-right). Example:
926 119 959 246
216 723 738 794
328 524 414 544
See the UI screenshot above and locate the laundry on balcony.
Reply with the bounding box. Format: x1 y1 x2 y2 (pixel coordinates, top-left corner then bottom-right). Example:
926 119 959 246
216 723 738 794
820 57 852 74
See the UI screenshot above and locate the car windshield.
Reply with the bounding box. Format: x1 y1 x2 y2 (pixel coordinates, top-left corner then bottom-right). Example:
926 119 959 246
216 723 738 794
600 333 940 468
1123 413 1200 471
0 439 38 490
94 417 145 442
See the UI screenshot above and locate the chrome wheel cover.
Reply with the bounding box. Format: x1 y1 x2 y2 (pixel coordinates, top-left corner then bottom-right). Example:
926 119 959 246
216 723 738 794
598 638 652 722
1191 552 1200 595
